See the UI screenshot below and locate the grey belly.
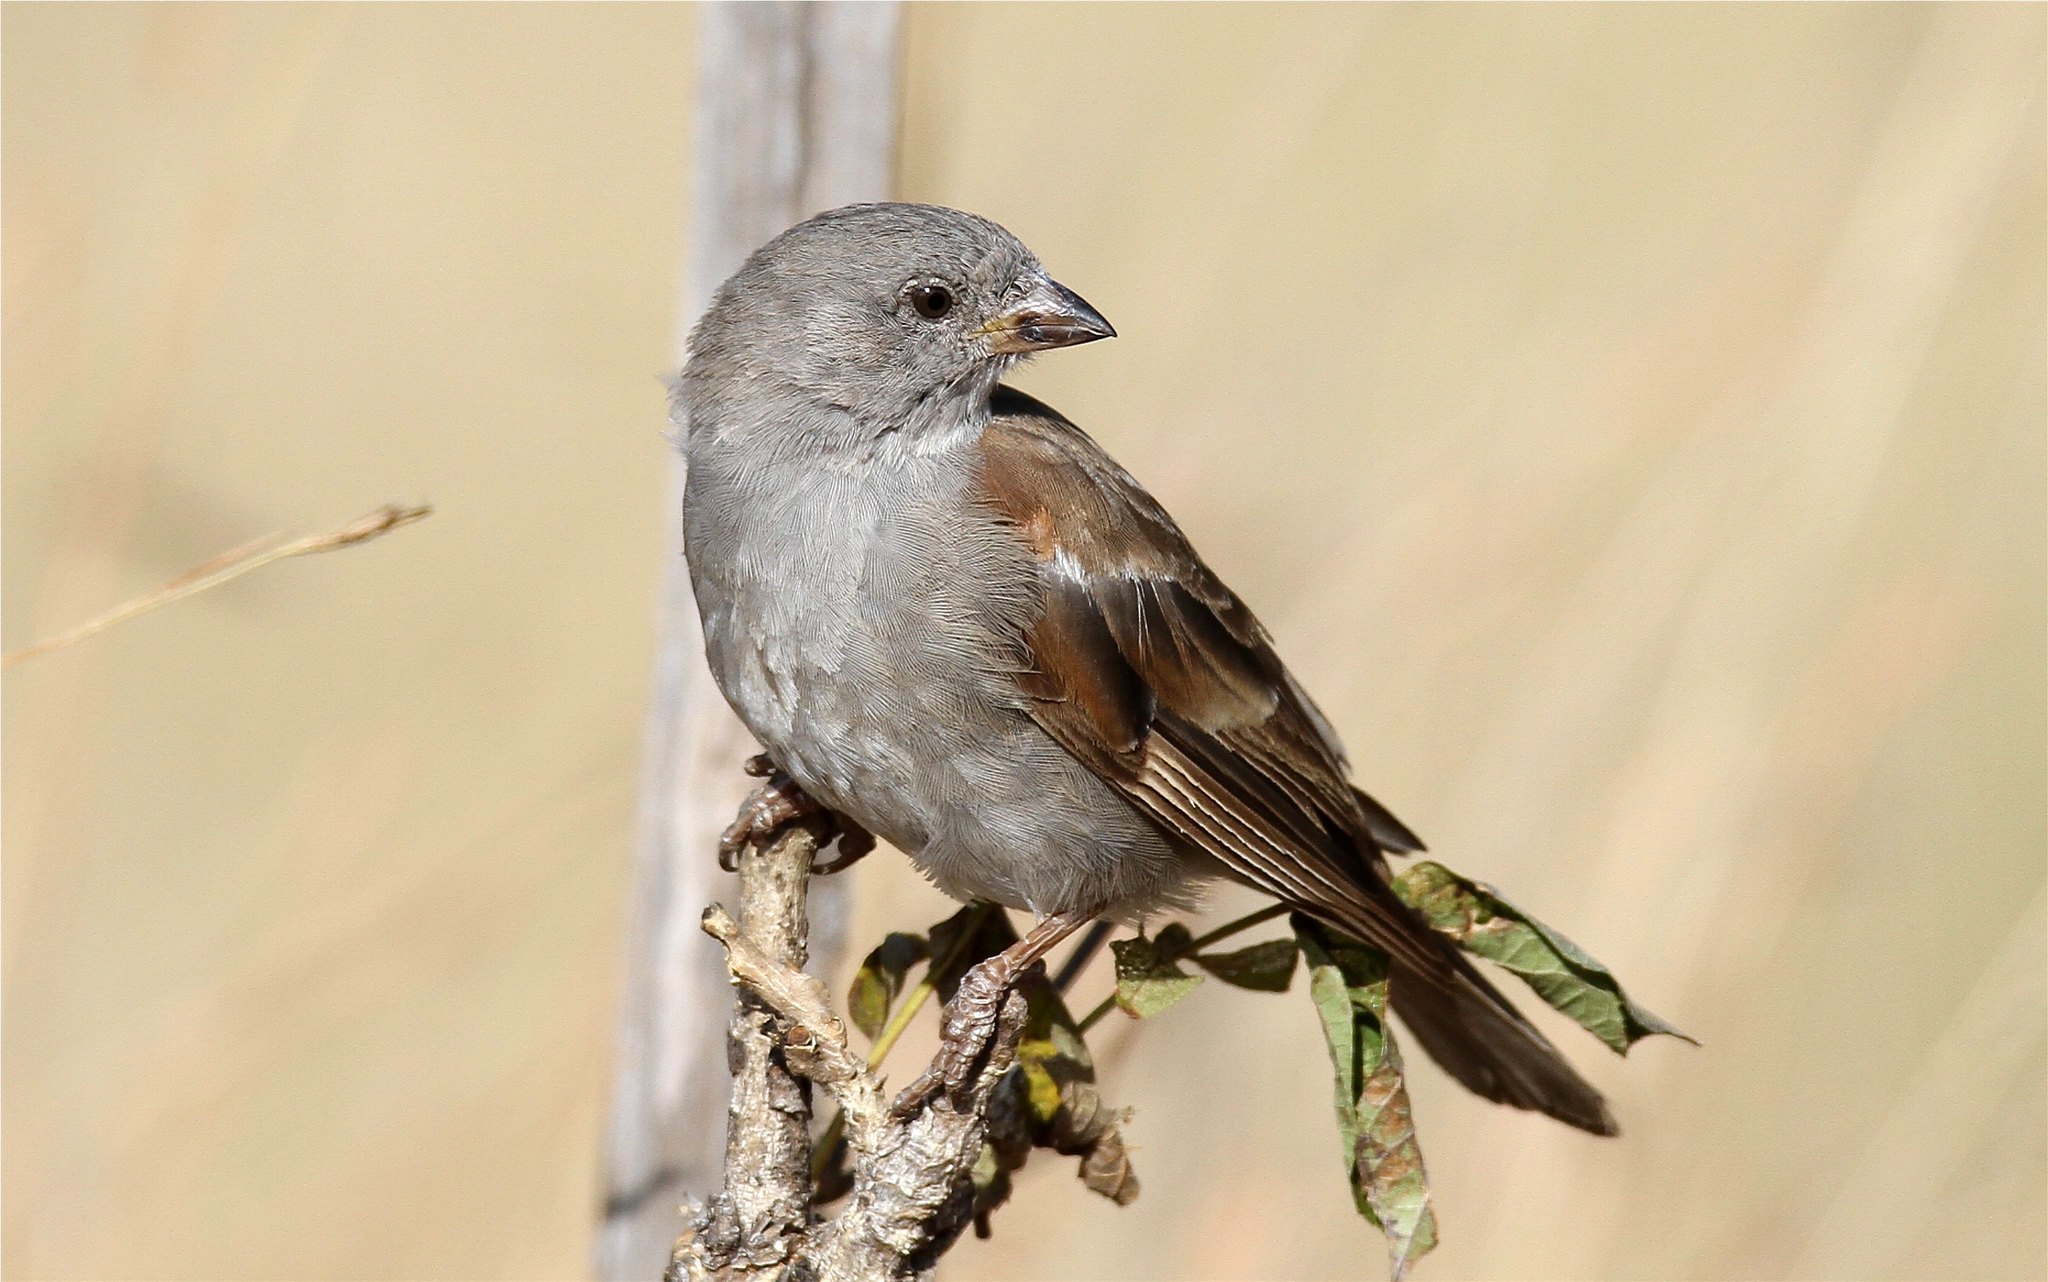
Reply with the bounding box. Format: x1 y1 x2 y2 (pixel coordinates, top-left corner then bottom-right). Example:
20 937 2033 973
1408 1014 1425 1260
689 458 1195 920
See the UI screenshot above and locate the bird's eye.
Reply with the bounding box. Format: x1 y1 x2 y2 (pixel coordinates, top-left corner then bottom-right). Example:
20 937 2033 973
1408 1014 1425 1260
909 284 954 320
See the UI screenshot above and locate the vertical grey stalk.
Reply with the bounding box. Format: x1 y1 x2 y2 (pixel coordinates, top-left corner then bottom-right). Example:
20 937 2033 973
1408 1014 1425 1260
598 5 901 1279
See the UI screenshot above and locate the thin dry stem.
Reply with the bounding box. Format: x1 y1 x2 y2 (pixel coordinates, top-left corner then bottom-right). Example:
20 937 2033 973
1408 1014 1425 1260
2 503 432 669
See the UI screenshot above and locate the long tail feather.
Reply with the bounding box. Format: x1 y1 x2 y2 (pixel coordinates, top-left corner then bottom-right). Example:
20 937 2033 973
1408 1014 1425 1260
1389 952 1619 1137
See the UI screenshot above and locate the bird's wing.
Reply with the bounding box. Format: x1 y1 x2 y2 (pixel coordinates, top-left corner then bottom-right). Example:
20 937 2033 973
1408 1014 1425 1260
973 386 1440 973
972 387 1618 1136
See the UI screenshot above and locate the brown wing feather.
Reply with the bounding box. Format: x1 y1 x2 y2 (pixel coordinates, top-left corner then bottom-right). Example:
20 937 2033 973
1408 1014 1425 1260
976 387 1618 1136
976 388 1409 926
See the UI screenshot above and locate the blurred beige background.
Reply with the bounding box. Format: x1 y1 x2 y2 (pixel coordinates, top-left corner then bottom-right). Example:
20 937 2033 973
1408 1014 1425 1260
5 4 2042 1280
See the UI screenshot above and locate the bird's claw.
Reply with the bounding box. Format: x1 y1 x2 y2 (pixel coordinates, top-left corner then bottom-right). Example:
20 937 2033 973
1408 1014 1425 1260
719 765 822 871
890 955 1030 1119
720 755 874 875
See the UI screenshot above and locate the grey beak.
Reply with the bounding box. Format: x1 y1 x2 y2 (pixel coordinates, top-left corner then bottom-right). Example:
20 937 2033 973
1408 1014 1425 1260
979 276 1116 353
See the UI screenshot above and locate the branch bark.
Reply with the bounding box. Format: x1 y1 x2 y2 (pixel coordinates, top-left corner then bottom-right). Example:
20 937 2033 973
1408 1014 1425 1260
675 821 827 1275
670 813 1029 1282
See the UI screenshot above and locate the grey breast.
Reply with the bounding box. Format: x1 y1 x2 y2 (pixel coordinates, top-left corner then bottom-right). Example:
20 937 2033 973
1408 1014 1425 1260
682 422 1192 920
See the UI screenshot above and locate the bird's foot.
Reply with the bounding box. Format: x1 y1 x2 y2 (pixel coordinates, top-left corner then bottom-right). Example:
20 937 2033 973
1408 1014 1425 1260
720 755 874 875
886 909 1095 1118
719 757 822 871
890 953 1035 1118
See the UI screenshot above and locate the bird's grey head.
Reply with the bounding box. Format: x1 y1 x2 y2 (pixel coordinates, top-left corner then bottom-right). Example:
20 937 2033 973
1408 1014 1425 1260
679 203 1113 451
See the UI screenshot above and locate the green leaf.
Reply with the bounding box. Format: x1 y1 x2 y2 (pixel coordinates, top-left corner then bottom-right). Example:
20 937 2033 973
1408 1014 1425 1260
846 931 929 1041
1295 915 1438 1280
1191 937 1299 992
1392 861 1695 1054
966 1133 1015 1236
926 903 1021 1002
1110 929 1204 1019
1014 981 1075 1129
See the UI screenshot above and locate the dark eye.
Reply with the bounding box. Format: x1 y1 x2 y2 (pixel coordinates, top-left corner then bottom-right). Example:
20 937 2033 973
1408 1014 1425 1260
909 284 954 320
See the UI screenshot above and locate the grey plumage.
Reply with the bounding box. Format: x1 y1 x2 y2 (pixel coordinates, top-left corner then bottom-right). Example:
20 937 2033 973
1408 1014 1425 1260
680 206 1192 922
678 201 1616 1136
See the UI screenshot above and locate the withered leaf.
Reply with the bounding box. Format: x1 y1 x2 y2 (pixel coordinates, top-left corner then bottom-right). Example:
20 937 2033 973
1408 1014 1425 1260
973 965 1141 1221
1020 970 1141 1202
1110 929 1204 1019
1191 937 1299 992
1295 915 1438 1281
1078 1124 1138 1205
846 931 929 1042
1392 861 1695 1054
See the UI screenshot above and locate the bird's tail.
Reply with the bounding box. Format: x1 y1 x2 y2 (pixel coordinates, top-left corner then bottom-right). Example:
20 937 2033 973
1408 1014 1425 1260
1389 945 1619 1136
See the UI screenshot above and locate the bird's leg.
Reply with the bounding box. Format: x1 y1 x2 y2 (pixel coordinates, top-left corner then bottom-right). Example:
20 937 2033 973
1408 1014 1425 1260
892 907 1099 1117
720 754 875 875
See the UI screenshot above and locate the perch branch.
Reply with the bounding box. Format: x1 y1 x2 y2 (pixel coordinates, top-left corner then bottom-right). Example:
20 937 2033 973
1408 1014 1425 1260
700 903 887 1145
674 817 824 1279
674 801 1032 1282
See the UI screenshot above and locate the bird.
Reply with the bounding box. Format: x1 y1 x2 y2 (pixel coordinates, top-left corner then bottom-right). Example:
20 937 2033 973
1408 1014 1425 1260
677 201 1617 1136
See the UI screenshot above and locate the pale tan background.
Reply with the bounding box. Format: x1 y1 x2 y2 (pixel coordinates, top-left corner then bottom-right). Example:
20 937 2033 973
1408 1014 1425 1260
5 4 2043 1280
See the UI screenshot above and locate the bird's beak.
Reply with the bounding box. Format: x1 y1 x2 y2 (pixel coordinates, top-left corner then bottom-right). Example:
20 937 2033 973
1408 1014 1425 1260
978 274 1116 353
